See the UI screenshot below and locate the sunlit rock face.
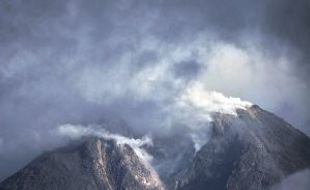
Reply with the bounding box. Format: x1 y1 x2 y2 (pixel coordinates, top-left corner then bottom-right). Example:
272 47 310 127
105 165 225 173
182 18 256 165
1 105 310 190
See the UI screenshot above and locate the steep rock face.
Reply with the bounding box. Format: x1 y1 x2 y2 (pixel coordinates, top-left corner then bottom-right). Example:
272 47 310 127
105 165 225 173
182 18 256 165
173 105 310 190
0 138 164 190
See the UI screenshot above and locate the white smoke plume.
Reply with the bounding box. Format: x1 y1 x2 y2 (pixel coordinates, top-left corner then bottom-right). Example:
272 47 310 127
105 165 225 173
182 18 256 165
1 0 310 181
177 82 252 116
55 124 153 163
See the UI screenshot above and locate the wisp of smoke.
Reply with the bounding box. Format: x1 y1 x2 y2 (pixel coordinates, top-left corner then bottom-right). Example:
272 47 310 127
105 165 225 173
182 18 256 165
1 0 309 181
55 124 153 163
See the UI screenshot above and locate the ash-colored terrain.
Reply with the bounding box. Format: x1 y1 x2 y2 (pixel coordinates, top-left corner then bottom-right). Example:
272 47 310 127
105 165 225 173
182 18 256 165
1 105 309 190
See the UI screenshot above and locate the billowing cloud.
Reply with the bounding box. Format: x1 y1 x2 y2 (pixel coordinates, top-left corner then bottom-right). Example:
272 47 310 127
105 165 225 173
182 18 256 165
0 0 309 181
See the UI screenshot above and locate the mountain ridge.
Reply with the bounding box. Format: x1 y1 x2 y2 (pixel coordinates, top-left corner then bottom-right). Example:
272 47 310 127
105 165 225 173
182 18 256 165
1 105 309 190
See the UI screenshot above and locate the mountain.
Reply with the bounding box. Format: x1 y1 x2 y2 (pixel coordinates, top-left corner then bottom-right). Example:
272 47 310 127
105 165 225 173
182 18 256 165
0 138 164 190
171 105 310 189
1 105 310 190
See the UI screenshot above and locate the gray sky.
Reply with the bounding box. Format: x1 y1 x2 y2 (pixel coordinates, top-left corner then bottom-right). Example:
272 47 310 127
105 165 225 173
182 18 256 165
0 0 309 180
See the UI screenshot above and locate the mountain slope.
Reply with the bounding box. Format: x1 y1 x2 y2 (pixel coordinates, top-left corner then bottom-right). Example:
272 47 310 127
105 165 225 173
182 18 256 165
172 105 310 190
0 138 164 190
1 105 310 190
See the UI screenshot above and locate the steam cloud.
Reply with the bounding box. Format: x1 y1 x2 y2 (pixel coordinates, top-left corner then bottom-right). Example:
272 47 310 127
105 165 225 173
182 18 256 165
55 124 153 163
0 0 309 181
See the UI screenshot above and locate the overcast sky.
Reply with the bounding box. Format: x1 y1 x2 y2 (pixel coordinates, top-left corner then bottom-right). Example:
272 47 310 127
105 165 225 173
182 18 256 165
0 0 309 180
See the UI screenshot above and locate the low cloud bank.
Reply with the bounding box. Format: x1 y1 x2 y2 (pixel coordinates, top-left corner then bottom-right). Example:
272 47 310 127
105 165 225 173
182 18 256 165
272 169 310 190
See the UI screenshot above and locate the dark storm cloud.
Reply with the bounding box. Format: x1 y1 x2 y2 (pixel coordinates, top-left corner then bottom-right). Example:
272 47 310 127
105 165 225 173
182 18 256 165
263 0 310 79
0 0 309 180
173 60 202 81
264 0 310 51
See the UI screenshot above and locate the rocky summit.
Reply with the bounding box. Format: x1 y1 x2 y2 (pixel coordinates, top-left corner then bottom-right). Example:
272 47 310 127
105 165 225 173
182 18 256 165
1 105 310 190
